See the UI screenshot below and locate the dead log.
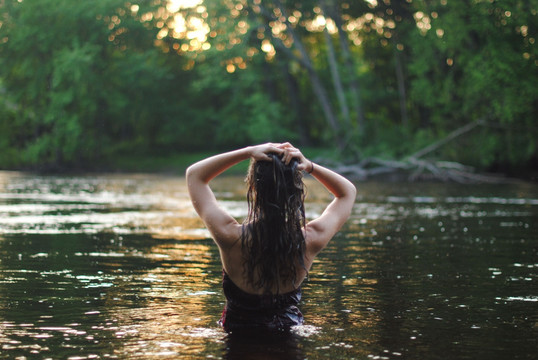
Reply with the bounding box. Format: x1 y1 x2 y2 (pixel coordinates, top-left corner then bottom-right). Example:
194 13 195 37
318 119 512 183
408 118 486 160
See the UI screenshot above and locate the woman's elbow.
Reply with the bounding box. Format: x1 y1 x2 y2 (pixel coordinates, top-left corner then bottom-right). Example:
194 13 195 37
185 163 201 181
347 183 357 208
343 180 357 200
185 164 194 179
185 164 200 190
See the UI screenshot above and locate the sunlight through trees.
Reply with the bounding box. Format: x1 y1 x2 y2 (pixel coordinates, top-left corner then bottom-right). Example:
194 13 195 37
0 0 536 174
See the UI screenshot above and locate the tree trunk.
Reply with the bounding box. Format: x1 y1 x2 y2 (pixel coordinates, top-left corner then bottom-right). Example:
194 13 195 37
393 38 408 126
321 12 350 126
268 0 343 147
281 61 310 146
325 0 365 132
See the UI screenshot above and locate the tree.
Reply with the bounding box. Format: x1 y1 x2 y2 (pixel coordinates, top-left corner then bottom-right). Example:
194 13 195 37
405 0 538 168
1 0 536 174
0 0 185 169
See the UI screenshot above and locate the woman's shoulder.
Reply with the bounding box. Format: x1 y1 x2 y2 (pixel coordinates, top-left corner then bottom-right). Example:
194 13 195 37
303 221 332 259
212 222 243 250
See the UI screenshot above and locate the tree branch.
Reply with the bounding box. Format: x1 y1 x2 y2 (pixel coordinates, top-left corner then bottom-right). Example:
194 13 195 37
408 118 486 159
320 117 510 183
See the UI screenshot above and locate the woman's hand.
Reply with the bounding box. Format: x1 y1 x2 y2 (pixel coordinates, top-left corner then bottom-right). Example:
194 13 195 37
248 143 284 162
278 143 312 173
248 142 313 173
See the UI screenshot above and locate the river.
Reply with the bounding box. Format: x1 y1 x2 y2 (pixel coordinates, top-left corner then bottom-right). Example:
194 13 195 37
0 171 536 359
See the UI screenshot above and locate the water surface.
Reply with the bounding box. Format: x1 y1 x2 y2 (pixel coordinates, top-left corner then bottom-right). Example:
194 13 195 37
0 171 536 359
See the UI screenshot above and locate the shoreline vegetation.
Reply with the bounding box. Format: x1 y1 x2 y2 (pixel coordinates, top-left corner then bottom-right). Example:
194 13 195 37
5 122 536 183
1 1 536 183
107 153 537 184
3 146 533 184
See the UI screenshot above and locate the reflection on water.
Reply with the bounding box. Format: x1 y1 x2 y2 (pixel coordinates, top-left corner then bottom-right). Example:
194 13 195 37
0 171 537 359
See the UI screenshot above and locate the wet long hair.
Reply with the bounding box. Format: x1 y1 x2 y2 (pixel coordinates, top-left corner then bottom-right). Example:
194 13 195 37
241 153 307 294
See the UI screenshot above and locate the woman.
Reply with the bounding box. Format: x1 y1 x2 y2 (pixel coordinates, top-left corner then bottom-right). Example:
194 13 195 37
186 143 356 332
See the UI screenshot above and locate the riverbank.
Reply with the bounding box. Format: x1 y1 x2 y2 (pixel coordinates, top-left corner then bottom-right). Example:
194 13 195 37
97 147 334 175
3 148 535 183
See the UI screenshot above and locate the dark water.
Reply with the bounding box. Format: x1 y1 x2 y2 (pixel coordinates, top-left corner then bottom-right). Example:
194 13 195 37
0 171 536 359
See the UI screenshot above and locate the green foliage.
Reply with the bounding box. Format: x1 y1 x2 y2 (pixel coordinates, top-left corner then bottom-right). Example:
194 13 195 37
402 0 538 167
0 0 186 169
0 0 536 174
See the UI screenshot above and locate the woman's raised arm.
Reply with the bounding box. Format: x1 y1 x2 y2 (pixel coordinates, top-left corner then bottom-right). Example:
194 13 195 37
186 143 283 247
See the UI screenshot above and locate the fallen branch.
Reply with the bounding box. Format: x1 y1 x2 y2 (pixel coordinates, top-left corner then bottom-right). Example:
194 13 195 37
328 158 508 183
318 118 512 183
408 118 486 160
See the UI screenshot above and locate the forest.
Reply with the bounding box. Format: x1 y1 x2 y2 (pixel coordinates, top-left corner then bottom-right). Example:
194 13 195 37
0 0 536 179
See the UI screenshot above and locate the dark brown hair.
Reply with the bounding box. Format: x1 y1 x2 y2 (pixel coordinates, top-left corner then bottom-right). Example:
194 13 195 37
241 153 307 294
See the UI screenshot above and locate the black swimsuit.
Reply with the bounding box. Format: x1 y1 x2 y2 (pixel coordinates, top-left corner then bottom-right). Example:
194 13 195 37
219 270 303 332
